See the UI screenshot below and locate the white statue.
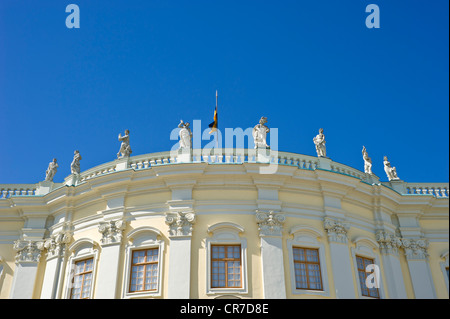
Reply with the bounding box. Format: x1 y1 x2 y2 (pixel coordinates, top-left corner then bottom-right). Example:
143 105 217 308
252 117 270 149
383 156 399 181
45 158 58 182
362 146 373 175
117 129 132 158
71 150 82 175
313 128 326 157
178 120 192 150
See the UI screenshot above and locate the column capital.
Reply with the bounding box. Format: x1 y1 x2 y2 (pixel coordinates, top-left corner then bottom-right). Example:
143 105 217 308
13 239 45 263
401 237 429 260
256 210 285 237
43 231 72 259
375 230 403 256
323 217 349 243
165 211 196 237
98 219 126 246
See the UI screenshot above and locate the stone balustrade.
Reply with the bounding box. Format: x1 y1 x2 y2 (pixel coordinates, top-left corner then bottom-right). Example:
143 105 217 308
1 149 448 199
0 184 37 199
405 183 449 198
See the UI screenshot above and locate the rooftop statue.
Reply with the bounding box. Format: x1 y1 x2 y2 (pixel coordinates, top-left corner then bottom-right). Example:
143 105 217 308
253 116 270 149
71 150 82 175
383 156 400 181
178 120 192 150
45 158 58 182
362 146 373 175
313 128 326 157
117 129 132 159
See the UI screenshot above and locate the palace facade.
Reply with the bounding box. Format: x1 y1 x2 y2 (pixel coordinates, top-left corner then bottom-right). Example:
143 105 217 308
0 148 448 299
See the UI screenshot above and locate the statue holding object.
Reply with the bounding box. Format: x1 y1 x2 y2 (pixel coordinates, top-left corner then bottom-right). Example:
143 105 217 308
362 146 373 175
253 117 270 149
45 158 58 182
178 120 192 151
383 156 400 181
117 129 132 159
313 128 326 157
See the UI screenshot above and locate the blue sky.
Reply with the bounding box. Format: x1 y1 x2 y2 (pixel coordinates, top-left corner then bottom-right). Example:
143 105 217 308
0 0 448 184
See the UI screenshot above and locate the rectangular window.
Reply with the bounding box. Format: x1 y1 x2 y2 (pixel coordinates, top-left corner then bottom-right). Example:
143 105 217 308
70 258 94 299
129 248 159 293
293 247 323 290
211 245 242 288
356 256 380 298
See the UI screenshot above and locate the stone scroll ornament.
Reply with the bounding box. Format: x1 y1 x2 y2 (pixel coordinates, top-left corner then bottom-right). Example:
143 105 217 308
13 240 45 263
255 210 285 236
323 217 349 243
165 212 196 237
98 220 126 245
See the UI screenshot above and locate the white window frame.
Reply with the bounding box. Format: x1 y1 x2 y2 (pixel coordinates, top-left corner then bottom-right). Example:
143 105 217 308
287 225 330 297
206 222 248 296
351 236 386 299
440 251 449 294
122 226 164 299
63 238 99 299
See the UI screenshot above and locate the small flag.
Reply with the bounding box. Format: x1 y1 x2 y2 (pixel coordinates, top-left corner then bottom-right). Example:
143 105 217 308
208 91 218 134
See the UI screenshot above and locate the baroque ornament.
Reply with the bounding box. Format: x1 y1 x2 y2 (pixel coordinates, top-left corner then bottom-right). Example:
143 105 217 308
255 210 285 237
13 240 45 263
401 237 429 260
323 217 349 243
43 231 72 259
98 219 126 245
165 212 196 237
375 230 402 255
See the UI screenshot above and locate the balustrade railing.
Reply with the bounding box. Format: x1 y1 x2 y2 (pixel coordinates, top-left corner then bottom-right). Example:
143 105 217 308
0 184 37 199
1 150 448 199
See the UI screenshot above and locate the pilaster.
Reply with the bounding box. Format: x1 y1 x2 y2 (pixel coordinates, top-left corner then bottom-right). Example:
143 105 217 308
256 210 287 299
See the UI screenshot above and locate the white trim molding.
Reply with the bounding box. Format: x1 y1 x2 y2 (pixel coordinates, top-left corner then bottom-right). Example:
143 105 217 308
205 222 248 296
287 225 330 297
122 226 165 299
63 238 100 299
351 236 386 299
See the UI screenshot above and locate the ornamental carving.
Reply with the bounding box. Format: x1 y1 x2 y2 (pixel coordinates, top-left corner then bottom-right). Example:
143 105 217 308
375 230 402 255
43 231 72 259
98 219 126 245
323 217 349 243
256 210 285 237
13 240 45 263
401 237 429 260
165 211 196 237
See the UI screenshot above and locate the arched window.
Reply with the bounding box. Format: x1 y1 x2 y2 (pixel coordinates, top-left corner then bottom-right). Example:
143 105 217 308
122 226 165 298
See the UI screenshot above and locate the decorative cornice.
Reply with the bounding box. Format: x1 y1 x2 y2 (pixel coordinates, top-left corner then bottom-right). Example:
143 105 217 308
98 219 126 245
401 237 429 260
323 217 349 243
13 239 45 263
165 211 196 237
43 231 72 259
256 210 285 237
375 230 402 256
